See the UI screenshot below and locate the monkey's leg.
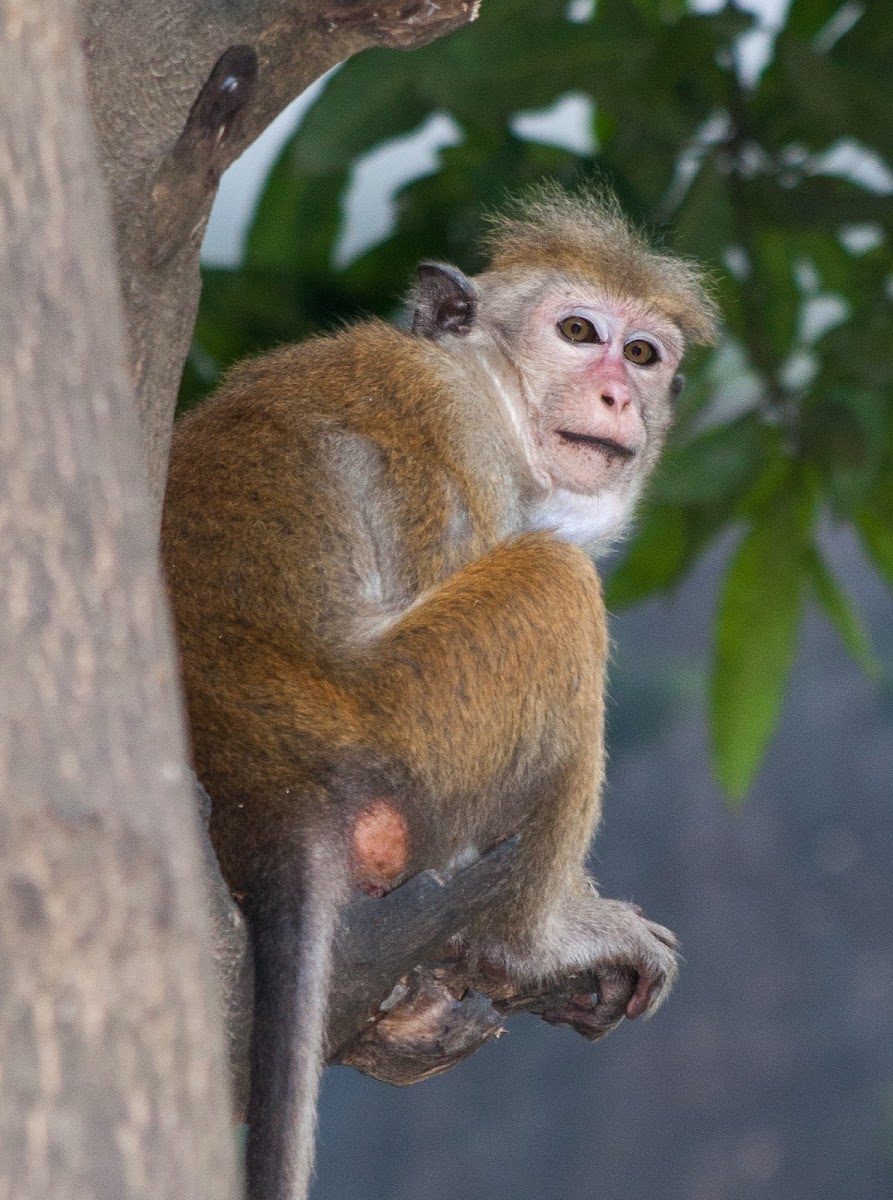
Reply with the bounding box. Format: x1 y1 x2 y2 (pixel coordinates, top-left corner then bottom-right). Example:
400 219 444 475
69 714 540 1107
352 533 678 1025
352 533 605 881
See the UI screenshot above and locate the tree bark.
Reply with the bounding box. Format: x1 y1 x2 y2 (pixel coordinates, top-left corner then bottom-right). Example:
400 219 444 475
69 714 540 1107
82 0 481 522
0 3 239 1196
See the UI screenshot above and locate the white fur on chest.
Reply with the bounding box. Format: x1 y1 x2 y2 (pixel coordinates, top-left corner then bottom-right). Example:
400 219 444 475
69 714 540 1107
528 488 629 552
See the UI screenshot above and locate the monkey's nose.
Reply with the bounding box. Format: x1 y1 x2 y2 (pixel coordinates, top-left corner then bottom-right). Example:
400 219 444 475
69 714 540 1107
600 389 630 412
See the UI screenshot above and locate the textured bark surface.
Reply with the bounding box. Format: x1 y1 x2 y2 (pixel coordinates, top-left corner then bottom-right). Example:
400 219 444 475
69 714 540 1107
82 0 481 521
0 3 239 1196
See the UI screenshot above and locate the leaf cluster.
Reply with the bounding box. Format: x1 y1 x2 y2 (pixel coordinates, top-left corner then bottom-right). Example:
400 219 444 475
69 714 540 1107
184 0 893 797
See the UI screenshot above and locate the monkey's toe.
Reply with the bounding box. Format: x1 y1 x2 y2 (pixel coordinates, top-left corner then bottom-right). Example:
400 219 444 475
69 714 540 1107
540 967 634 1041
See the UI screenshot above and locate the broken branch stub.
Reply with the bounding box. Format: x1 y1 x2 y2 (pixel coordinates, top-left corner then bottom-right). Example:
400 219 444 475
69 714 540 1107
327 837 521 1058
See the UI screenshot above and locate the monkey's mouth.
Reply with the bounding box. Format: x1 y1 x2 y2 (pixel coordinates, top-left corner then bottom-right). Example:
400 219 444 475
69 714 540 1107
556 430 636 463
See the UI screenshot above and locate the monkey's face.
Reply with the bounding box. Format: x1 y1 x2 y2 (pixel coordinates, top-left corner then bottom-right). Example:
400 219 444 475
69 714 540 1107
518 289 683 504
411 259 696 550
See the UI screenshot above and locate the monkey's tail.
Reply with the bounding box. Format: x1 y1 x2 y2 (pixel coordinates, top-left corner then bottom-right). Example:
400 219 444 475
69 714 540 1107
245 832 346 1200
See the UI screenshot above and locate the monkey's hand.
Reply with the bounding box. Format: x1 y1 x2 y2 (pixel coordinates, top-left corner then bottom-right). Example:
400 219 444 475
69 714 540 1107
497 896 679 1041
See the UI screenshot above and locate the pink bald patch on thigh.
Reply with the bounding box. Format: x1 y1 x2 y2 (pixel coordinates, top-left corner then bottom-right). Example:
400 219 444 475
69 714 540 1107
351 799 409 889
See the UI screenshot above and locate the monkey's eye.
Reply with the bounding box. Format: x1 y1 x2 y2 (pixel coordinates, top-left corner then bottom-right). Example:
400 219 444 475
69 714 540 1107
558 316 600 344
623 338 659 365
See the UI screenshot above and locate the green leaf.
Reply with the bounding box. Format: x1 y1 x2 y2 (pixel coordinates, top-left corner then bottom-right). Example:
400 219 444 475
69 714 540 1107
785 0 848 41
740 176 892 232
650 417 764 506
629 0 686 26
710 484 813 799
246 159 350 276
801 387 892 515
288 56 428 173
670 159 734 260
605 504 691 608
805 544 881 679
857 489 893 589
751 228 800 361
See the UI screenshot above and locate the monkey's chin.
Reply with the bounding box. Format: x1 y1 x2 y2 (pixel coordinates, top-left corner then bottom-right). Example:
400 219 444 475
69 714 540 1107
543 429 639 498
544 441 633 496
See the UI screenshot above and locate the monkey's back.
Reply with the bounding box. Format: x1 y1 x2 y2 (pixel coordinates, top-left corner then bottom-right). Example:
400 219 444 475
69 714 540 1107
162 322 524 884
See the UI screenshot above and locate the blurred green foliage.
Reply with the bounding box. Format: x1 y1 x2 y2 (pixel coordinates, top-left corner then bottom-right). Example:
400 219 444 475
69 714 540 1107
183 0 892 798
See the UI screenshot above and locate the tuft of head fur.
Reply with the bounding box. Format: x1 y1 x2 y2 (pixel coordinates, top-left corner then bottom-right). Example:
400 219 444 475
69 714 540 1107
483 183 719 345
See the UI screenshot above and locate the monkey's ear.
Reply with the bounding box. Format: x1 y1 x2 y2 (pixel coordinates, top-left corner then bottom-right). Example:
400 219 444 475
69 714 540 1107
411 263 478 339
670 372 685 398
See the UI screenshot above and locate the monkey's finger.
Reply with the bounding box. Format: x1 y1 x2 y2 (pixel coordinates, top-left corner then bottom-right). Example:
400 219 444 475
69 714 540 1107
540 997 623 1042
541 967 633 1040
625 971 656 1020
625 941 680 1019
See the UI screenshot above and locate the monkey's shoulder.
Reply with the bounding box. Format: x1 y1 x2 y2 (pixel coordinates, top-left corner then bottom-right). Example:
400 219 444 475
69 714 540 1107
217 321 445 407
173 323 475 472
170 320 515 521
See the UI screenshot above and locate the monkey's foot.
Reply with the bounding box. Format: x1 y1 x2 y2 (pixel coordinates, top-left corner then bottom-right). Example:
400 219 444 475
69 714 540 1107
335 964 504 1085
481 899 680 1039
489 966 631 1042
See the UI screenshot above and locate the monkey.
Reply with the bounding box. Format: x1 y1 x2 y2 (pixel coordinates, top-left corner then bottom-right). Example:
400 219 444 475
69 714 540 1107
160 186 718 1200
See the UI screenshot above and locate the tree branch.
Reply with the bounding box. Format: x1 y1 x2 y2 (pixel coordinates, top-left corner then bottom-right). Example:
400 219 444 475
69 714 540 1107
83 0 480 521
328 837 520 1058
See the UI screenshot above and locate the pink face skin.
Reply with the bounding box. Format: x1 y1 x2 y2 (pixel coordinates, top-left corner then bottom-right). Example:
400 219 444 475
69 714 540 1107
518 289 684 497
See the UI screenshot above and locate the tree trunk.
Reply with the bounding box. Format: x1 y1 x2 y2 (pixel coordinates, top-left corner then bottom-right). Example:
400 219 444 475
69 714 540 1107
0 2 238 1196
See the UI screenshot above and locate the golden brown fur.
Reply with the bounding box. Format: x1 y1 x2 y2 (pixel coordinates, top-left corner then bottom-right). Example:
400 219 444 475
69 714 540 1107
165 324 604 950
162 189 711 1200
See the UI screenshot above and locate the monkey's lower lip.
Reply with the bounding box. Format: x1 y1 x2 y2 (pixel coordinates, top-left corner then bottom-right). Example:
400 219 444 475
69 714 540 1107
556 430 636 462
